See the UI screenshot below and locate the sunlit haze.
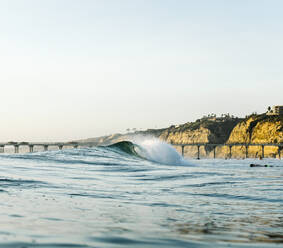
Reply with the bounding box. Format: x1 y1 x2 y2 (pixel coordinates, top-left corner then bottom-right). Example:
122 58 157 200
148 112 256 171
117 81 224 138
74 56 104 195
1 0 282 141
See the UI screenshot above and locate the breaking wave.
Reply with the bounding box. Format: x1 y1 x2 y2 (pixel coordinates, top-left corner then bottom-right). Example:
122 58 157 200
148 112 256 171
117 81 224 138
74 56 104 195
107 138 191 166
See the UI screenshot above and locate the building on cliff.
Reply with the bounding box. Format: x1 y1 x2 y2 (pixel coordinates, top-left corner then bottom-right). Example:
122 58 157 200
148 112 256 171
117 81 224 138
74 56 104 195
266 105 283 116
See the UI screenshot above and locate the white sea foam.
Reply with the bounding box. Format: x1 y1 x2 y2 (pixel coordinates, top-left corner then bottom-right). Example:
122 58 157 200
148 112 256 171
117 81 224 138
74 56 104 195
131 136 191 166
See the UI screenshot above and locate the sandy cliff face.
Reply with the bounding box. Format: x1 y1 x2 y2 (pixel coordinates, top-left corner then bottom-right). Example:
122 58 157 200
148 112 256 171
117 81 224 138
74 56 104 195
159 119 240 144
250 120 283 144
226 115 283 158
158 115 283 158
226 116 257 144
228 115 283 144
159 126 211 144
158 119 241 157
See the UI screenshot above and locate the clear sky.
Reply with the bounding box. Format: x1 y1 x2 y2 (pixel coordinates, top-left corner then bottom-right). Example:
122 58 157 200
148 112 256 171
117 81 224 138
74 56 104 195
0 0 282 141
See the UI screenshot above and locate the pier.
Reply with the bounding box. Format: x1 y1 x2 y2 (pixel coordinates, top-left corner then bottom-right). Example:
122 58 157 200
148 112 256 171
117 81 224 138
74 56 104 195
173 143 283 159
0 141 282 159
0 142 92 154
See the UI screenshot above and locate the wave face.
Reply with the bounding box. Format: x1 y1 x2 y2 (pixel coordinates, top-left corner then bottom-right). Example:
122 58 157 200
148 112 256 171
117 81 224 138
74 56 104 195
107 139 190 166
0 139 282 248
107 141 141 157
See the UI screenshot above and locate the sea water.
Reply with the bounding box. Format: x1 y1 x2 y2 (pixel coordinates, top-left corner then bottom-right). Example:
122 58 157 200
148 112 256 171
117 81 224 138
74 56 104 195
0 139 282 248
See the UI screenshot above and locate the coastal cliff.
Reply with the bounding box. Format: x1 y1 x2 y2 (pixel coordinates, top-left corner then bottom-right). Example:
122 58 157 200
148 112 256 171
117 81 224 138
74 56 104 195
227 114 283 144
77 114 283 158
226 114 283 158
159 118 240 144
157 117 241 157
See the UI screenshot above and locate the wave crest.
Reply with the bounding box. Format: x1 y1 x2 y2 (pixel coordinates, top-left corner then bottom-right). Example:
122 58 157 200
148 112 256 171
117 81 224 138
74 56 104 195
107 138 191 166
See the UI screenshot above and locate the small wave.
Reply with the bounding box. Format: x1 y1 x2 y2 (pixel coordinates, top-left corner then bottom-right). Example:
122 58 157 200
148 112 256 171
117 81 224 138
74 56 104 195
0 242 91 248
0 178 48 188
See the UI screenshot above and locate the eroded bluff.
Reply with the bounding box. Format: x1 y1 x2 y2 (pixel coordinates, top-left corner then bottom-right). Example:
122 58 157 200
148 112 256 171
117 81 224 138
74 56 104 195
226 115 283 158
158 118 241 157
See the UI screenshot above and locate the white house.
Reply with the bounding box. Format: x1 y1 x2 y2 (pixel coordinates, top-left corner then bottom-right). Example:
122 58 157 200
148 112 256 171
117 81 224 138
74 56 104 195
266 105 283 116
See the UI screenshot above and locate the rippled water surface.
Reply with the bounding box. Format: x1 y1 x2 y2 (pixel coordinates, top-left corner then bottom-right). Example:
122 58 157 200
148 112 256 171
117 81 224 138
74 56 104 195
0 142 282 248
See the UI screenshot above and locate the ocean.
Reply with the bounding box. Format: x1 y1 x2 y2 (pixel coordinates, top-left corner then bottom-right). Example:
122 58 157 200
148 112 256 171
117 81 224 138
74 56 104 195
0 138 282 248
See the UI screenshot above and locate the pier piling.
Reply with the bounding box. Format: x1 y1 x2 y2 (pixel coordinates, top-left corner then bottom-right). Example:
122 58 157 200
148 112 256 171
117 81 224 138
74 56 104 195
229 145 232 159
173 143 283 160
29 145 34 153
197 145 200 159
44 145 48 151
245 145 249 159
181 145 185 156
261 145 265 159
14 145 19 153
